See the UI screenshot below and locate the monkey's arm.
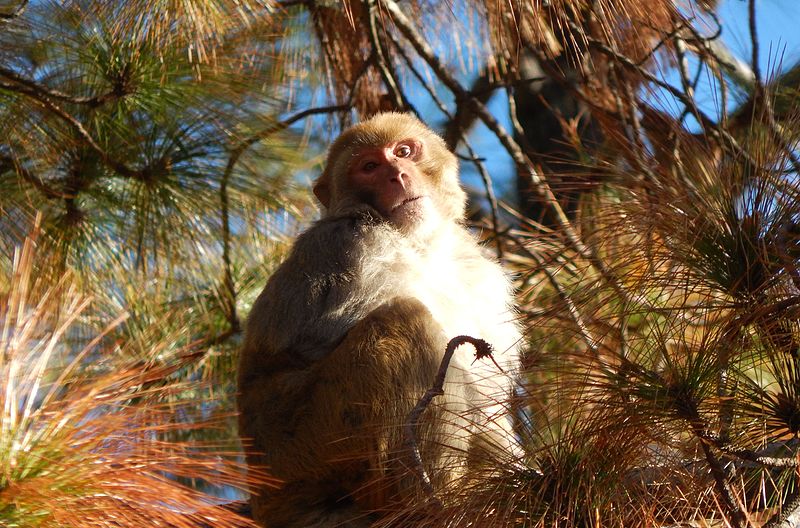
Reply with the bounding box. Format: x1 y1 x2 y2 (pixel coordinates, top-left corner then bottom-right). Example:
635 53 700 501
239 296 475 494
239 212 397 479
243 210 384 360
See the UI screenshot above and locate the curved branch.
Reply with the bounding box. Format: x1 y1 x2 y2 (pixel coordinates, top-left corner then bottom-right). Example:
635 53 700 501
402 335 494 503
230 104 350 157
219 104 349 337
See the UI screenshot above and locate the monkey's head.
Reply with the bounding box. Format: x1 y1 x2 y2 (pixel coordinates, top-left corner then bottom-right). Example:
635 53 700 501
314 113 466 232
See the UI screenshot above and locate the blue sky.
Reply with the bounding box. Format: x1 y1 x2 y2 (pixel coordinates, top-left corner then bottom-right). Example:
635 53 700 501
720 0 800 70
457 0 800 201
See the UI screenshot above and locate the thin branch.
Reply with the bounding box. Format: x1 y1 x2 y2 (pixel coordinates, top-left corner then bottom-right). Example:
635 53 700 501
677 23 733 126
0 66 123 107
609 62 660 186
697 34 756 90
219 171 240 334
230 104 350 157
0 154 74 199
460 139 503 258
505 231 599 355
388 34 502 256
748 0 761 84
364 0 408 111
1 82 144 178
505 86 536 158
634 18 690 67
402 335 493 504
678 12 755 90
674 36 695 105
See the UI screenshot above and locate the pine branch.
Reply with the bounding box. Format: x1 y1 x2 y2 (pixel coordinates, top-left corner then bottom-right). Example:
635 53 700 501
0 66 125 107
1 81 146 179
218 104 349 337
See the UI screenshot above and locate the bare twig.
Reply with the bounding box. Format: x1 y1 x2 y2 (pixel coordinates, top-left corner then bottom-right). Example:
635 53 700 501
364 0 409 111
460 139 503 258
402 335 493 503
504 86 536 158
748 0 761 84
387 35 502 257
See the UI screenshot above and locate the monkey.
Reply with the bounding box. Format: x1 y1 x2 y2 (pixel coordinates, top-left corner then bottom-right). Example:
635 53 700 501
237 112 521 527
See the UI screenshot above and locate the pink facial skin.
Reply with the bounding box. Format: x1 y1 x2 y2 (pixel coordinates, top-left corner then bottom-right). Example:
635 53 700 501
348 140 431 227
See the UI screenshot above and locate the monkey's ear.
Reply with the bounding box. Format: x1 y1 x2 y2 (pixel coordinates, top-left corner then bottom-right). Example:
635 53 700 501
313 177 330 208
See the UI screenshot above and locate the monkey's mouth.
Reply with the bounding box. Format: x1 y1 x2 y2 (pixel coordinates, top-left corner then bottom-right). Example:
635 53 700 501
390 196 424 213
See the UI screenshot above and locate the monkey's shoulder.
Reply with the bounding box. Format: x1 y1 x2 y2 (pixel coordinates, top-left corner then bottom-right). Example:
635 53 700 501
287 211 396 265
242 219 397 364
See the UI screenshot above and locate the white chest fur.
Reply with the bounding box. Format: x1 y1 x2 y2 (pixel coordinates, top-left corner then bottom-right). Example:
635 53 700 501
372 226 520 381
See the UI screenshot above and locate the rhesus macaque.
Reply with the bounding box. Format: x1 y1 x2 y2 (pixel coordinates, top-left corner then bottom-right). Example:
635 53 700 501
238 113 521 527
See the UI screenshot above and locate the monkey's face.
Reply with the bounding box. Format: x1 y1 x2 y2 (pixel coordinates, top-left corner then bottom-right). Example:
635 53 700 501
315 113 467 233
346 139 431 228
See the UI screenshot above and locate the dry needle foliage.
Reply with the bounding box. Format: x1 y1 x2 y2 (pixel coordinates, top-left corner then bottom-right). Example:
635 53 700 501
0 223 269 527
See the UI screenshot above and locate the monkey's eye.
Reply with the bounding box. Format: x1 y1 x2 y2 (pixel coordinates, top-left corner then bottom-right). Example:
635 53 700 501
362 161 379 171
395 144 413 158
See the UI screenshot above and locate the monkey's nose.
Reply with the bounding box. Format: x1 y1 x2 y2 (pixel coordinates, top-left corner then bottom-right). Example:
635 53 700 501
387 168 408 187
